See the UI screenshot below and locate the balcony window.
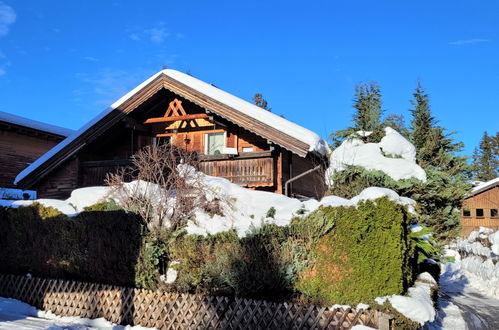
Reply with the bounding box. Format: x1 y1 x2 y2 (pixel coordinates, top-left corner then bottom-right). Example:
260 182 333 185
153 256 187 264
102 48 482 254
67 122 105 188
491 209 498 218
205 132 225 155
462 209 471 217
476 208 484 218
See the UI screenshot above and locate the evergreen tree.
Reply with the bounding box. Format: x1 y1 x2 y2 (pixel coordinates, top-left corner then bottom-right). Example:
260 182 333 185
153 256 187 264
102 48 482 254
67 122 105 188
409 82 435 163
383 114 409 138
253 93 271 112
330 81 384 146
472 131 499 181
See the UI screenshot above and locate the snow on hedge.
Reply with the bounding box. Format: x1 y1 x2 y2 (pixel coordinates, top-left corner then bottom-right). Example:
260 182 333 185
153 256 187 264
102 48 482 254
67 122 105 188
0 296 152 329
375 272 437 325
2 168 416 238
327 127 427 182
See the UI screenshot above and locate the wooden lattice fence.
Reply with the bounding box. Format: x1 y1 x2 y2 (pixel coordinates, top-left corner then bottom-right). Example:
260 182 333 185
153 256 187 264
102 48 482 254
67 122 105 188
0 274 379 329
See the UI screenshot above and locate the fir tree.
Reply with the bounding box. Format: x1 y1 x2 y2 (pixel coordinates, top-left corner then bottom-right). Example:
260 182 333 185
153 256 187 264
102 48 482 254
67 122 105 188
472 131 499 181
330 81 384 146
409 82 435 162
253 93 271 112
383 114 409 138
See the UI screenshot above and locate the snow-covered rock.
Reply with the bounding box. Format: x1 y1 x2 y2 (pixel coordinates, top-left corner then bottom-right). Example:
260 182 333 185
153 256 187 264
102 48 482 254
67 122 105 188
327 127 427 182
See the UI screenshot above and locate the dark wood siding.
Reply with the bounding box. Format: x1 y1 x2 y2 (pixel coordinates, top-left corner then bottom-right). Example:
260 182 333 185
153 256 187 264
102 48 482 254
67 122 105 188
0 129 61 188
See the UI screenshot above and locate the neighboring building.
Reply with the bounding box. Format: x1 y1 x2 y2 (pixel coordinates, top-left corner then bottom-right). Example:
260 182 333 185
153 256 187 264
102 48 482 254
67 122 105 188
14 70 329 199
461 178 499 236
0 111 73 191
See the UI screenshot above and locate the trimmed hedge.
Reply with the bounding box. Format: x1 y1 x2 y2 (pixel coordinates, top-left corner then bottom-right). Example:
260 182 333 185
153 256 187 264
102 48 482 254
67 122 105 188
296 198 415 305
0 203 143 287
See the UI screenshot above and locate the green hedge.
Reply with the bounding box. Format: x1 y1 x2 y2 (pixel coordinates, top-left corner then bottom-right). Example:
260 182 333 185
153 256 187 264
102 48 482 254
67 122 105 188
296 198 416 305
0 203 143 287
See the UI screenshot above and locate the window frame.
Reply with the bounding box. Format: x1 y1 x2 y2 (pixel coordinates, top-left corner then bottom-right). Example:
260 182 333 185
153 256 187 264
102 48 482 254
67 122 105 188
204 131 226 155
462 209 471 218
476 208 485 218
491 209 498 219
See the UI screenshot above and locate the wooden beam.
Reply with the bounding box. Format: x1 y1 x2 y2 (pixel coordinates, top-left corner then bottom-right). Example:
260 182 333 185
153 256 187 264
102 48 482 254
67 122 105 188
144 113 209 124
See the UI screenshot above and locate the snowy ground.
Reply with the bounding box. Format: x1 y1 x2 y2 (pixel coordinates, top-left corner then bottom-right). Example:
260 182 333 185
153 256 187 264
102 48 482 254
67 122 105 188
426 227 499 330
0 297 153 330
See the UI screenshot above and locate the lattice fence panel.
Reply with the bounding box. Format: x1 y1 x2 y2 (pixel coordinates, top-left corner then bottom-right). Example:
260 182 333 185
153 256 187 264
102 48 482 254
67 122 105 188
0 274 378 329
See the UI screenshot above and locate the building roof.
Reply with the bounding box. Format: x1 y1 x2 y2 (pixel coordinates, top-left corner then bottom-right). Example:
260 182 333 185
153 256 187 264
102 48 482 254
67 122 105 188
14 69 328 187
467 177 499 198
0 111 74 137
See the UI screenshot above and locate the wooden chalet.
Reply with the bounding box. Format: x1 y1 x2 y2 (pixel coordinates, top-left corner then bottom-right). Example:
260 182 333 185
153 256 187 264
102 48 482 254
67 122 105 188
461 178 499 236
0 111 73 189
14 70 329 199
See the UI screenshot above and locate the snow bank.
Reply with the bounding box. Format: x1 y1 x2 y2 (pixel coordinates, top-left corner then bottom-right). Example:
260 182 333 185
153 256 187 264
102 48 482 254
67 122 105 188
327 127 427 182
445 227 499 299
0 296 153 329
471 177 499 193
376 272 437 325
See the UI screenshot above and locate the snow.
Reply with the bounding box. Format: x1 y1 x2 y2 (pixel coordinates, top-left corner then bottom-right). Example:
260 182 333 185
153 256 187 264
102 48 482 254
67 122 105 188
383 272 437 325
15 69 327 185
0 111 73 137
0 296 154 329
471 177 499 192
0 188 36 200
351 325 376 330
6 166 417 238
446 227 499 299
327 127 427 182
164 70 329 155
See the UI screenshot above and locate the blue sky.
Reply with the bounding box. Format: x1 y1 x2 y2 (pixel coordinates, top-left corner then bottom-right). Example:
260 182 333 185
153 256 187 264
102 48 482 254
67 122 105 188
0 1 498 156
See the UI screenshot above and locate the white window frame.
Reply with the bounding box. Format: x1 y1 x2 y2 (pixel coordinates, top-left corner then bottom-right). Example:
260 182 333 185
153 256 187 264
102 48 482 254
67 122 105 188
204 131 226 155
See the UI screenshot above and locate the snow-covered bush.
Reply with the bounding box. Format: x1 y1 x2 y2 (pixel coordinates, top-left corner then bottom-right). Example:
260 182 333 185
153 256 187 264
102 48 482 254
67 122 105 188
107 144 229 231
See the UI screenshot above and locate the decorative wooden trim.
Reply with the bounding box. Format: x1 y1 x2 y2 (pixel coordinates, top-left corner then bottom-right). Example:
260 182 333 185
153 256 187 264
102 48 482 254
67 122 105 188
144 113 209 124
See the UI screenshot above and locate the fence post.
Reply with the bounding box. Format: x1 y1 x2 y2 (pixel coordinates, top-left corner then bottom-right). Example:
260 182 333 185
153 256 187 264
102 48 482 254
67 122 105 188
378 312 394 330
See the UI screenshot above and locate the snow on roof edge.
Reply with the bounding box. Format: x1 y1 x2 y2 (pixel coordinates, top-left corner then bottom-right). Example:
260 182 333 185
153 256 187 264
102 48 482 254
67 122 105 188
471 177 499 193
0 111 74 137
15 69 328 185
14 71 165 185
162 70 328 155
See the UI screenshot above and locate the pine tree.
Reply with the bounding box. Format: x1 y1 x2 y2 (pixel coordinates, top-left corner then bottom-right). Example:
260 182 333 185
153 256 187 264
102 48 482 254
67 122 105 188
472 131 499 181
409 82 435 162
330 81 384 145
383 114 409 137
352 81 383 132
253 93 271 112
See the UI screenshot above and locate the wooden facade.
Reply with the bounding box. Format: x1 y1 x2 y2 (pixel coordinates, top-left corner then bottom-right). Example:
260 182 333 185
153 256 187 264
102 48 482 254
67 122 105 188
461 180 499 237
15 71 327 200
0 113 70 189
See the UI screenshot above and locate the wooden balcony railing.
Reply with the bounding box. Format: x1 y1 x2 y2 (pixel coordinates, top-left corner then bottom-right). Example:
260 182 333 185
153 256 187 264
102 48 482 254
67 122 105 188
79 152 275 188
198 153 274 187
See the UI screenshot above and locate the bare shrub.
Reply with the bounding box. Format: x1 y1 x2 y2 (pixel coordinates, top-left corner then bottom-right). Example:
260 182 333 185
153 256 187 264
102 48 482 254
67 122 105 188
106 143 225 231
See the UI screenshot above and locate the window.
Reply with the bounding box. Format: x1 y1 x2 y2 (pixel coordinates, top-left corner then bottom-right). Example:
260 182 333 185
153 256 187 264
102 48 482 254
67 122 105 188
205 132 225 155
476 208 484 218
491 209 498 218
242 147 254 152
463 209 471 217
154 136 171 147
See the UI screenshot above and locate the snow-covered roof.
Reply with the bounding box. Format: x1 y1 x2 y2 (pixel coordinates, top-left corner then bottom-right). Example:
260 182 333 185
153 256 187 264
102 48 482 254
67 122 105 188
0 111 73 137
15 69 328 186
469 177 499 196
163 70 328 155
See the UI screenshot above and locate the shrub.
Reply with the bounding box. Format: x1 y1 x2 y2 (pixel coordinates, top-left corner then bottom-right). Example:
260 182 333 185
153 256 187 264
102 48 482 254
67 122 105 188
295 198 415 305
0 203 143 287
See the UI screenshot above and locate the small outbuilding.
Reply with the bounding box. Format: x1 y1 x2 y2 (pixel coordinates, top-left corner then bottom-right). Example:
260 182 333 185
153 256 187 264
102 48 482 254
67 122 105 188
0 111 72 192
461 178 499 236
